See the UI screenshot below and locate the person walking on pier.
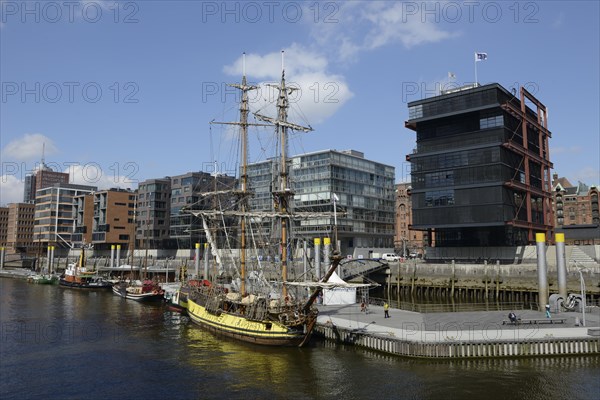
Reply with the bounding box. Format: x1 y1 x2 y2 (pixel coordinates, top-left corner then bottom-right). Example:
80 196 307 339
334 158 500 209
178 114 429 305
545 304 551 318
384 302 390 318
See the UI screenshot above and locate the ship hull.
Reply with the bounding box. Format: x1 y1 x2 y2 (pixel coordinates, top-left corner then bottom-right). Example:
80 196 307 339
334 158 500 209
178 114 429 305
59 278 113 290
112 285 165 302
186 298 314 347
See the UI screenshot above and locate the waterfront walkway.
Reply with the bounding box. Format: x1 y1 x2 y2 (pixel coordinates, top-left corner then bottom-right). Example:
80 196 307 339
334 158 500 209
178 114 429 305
316 303 600 343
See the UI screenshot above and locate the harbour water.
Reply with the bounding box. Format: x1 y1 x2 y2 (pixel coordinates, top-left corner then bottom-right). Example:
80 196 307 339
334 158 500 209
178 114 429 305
1 278 599 400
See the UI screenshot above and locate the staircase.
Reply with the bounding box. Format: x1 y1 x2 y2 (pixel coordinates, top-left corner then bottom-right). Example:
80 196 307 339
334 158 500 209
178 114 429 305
569 246 598 264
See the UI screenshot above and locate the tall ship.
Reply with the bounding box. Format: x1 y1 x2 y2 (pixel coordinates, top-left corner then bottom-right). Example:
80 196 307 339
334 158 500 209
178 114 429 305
177 52 341 346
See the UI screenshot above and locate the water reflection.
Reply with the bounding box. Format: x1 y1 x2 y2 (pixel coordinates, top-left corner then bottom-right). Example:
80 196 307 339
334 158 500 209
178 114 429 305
183 326 311 389
1 278 598 400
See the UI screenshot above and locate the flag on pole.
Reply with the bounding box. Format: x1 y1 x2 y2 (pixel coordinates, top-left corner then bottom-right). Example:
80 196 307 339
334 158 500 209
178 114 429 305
475 52 488 62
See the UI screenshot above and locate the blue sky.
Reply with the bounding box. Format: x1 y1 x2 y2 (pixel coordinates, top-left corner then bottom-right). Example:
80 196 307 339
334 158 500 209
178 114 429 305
1 1 599 205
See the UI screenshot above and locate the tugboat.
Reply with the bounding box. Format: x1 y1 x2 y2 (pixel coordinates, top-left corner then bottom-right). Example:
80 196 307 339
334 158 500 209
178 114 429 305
59 247 112 290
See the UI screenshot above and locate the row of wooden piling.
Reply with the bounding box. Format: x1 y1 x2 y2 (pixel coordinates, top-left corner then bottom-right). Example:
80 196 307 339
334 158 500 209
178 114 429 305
314 323 600 359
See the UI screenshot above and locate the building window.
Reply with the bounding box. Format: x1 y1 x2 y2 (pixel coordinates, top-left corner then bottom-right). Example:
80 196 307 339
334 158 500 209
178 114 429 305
425 190 455 207
408 104 423 119
480 115 503 129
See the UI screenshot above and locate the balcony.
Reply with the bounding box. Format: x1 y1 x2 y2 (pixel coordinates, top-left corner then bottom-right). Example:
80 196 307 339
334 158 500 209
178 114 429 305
92 232 106 242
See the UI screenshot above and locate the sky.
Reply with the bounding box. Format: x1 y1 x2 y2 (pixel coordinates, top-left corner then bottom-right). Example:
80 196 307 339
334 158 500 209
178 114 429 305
1 0 599 205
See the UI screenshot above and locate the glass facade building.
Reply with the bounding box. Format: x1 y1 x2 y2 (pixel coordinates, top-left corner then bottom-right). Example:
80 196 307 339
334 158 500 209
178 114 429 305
405 83 554 247
169 172 236 250
246 149 395 255
33 183 97 249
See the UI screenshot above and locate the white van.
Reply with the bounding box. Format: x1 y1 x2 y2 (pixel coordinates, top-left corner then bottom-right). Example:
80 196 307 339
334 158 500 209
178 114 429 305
381 253 401 262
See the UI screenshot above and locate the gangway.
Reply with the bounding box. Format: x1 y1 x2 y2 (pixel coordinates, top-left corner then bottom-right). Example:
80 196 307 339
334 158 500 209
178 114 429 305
338 259 388 281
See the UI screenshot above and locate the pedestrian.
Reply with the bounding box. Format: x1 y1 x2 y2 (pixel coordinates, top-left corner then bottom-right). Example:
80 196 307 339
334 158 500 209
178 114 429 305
545 304 551 318
384 302 390 318
360 301 366 312
508 311 517 324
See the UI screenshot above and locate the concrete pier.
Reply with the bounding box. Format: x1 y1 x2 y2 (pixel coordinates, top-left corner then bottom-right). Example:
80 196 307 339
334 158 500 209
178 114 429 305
315 303 600 359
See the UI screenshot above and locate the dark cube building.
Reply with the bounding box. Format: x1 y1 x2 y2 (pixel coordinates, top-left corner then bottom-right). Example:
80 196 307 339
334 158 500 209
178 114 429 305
405 83 554 247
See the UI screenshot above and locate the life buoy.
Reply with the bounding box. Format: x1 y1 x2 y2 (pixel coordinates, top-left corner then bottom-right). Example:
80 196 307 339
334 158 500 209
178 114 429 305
153 290 158 294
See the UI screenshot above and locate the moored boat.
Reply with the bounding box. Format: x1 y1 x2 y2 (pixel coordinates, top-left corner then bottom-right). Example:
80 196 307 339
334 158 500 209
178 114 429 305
28 274 59 284
112 279 165 302
179 55 341 347
59 247 112 290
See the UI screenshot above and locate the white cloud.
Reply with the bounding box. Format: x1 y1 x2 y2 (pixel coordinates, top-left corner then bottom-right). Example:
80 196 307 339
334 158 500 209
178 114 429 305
571 166 600 186
1 133 58 162
552 146 583 156
223 44 354 125
310 2 459 61
553 12 565 28
66 163 136 191
0 174 24 206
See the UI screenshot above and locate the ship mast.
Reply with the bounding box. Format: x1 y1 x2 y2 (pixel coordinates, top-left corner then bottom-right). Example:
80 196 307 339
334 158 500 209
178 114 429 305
211 53 268 295
255 51 313 298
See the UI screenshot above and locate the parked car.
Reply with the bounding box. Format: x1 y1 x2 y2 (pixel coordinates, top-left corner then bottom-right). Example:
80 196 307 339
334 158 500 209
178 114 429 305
381 253 401 262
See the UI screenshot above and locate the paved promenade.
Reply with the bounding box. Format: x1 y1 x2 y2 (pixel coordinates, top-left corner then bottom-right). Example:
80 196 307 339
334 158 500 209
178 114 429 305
316 303 600 343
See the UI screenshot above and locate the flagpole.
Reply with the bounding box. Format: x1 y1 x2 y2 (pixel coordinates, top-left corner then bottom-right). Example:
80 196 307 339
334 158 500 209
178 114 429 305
474 53 478 87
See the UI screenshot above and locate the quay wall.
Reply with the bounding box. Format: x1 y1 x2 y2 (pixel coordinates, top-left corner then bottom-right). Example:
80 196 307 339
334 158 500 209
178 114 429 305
385 262 600 297
314 324 600 359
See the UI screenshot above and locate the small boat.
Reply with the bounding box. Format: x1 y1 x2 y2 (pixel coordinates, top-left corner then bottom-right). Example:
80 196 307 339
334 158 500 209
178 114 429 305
166 280 209 314
59 247 112 290
112 279 165 302
28 274 59 284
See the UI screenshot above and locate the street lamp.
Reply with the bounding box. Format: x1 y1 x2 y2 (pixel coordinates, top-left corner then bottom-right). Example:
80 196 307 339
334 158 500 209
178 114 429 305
577 267 588 327
332 193 339 250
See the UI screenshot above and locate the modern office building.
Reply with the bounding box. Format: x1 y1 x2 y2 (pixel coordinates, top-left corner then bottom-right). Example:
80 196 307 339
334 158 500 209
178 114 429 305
72 188 137 251
169 171 236 250
6 203 35 254
33 183 97 250
246 149 396 256
394 182 426 257
0 207 8 248
136 178 172 249
23 162 69 203
405 83 554 247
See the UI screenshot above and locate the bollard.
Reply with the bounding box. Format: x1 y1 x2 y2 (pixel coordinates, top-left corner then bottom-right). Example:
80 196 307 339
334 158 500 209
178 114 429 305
324 238 331 270
116 245 121 268
203 243 209 281
50 246 55 274
555 233 568 301
314 238 321 280
303 240 307 282
536 233 549 311
195 243 200 279
110 245 115 269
